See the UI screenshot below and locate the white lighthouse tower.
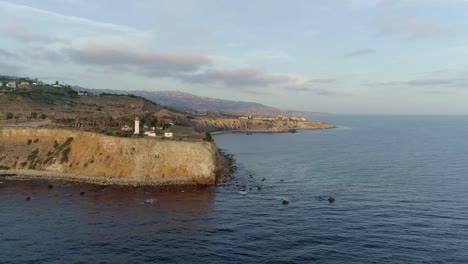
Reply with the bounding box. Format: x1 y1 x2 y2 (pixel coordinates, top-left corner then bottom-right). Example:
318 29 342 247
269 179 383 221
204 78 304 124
134 117 140 134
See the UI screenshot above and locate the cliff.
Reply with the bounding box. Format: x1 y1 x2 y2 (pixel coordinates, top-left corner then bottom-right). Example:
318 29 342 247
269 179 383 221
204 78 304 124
182 117 335 133
0 127 229 185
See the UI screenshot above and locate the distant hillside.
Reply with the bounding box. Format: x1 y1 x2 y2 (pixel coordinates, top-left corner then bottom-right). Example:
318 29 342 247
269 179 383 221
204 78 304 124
74 87 315 117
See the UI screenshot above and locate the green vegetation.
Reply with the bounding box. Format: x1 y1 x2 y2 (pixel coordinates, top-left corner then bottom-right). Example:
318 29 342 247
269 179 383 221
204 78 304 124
5 112 13 120
203 132 214 142
61 147 71 163
6 85 78 105
27 148 39 162
105 128 134 137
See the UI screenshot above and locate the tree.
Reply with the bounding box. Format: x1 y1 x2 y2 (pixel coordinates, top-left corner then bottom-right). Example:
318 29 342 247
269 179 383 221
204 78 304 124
54 81 59 85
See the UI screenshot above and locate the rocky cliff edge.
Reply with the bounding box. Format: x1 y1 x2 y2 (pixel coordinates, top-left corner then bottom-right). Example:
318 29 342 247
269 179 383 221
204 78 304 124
0 127 230 186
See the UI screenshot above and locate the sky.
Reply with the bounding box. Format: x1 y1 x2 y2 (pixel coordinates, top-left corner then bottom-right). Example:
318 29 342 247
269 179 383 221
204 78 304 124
1 0 468 114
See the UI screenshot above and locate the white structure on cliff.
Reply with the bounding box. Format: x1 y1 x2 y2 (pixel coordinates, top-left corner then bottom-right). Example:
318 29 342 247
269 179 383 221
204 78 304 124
134 117 140 134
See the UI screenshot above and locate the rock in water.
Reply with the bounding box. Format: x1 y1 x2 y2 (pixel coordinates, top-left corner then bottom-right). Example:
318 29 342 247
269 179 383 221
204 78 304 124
48 185 54 189
25 197 31 201
144 198 157 204
282 198 289 205
80 192 85 196
328 197 335 203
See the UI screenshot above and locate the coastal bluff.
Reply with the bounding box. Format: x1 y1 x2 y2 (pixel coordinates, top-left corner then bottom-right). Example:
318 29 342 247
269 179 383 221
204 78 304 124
184 117 335 133
0 127 229 185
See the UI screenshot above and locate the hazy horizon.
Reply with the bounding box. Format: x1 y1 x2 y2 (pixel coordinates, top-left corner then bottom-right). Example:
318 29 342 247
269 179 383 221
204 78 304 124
1 0 467 115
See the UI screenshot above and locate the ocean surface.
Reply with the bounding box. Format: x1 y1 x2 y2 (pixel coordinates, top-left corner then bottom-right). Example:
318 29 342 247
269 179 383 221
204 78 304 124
1 115 468 263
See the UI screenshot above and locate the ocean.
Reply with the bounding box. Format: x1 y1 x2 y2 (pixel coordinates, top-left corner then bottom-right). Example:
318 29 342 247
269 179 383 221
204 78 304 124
1 115 468 263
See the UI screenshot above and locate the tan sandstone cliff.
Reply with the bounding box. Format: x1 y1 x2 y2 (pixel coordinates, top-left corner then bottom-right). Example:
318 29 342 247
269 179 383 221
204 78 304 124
0 127 229 185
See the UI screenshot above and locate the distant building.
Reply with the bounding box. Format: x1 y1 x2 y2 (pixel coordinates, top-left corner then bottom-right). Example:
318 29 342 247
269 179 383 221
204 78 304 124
52 84 61 88
164 132 173 138
144 131 156 137
239 116 248 120
0 82 3 87
121 125 132 131
78 91 92 96
19 82 30 89
6 82 16 88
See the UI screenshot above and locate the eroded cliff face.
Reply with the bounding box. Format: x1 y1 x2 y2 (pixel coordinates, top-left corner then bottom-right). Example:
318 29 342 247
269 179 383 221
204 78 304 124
0 127 226 185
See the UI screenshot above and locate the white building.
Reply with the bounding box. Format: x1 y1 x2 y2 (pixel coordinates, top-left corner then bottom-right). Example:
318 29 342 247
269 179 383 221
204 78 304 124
6 82 16 88
144 131 156 137
0 82 3 87
19 82 29 89
164 132 173 138
134 117 140 134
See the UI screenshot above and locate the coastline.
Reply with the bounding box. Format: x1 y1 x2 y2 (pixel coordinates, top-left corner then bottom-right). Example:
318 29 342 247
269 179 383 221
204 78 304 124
210 125 336 135
0 124 331 186
0 169 212 186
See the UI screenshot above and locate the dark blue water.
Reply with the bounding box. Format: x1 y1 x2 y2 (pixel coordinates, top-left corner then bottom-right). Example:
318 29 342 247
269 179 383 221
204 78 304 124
1 115 468 263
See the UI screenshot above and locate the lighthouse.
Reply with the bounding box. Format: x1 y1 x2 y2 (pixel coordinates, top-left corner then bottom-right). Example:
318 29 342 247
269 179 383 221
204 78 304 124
134 117 140 134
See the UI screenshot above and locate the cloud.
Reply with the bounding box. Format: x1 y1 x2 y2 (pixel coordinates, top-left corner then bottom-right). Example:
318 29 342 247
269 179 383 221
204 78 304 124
285 86 342 96
179 68 293 87
67 44 212 77
367 78 468 87
374 15 460 39
1 25 60 43
25 48 66 63
0 48 17 59
345 48 376 57
0 62 22 75
0 1 141 34
309 78 337 84
407 79 468 86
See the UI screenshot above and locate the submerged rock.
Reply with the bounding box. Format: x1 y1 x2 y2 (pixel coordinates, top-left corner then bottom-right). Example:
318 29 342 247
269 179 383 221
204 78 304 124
282 198 289 205
25 197 31 201
328 197 335 203
48 185 54 189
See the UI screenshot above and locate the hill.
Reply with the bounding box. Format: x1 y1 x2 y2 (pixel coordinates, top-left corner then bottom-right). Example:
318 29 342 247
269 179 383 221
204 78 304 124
74 87 315 117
